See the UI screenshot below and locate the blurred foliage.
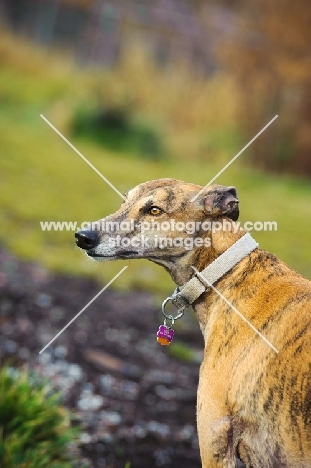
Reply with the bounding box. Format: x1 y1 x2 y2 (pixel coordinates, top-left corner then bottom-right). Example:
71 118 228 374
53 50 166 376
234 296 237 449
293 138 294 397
0 29 310 295
167 341 195 363
213 0 311 176
0 366 82 468
72 106 163 159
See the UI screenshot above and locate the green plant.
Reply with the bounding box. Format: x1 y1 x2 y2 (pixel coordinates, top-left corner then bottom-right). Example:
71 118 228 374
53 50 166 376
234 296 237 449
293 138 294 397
72 106 163 159
167 341 195 362
0 366 81 468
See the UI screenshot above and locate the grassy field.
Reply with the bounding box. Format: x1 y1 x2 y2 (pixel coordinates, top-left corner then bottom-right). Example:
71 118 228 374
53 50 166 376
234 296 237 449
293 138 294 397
1 31 311 297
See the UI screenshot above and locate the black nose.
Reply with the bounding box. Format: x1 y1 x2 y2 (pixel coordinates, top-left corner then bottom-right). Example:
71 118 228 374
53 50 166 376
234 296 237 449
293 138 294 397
75 230 99 250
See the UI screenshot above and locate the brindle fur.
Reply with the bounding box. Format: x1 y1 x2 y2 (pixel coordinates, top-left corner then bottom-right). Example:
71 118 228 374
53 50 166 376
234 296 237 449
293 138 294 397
76 178 311 468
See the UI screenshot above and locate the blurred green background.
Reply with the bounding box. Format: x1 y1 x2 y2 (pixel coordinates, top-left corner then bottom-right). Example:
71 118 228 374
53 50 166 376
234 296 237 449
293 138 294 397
0 0 310 295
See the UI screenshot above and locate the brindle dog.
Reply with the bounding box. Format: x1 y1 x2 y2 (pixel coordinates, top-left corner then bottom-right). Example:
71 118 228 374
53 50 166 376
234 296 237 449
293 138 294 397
75 178 311 468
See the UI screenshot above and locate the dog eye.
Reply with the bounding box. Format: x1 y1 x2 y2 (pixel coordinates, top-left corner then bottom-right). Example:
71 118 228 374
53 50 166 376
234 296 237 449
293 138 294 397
149 206 162 216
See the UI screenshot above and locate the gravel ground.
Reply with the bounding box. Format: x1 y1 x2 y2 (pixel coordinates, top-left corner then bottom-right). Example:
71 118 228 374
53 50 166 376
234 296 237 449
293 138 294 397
0 248 245 468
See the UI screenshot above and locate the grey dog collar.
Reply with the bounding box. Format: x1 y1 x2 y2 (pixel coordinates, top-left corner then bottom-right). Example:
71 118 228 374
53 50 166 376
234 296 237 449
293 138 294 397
168 233 258 312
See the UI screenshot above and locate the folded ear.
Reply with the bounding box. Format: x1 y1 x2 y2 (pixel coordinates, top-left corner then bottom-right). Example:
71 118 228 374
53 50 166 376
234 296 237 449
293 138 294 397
203 186 239 221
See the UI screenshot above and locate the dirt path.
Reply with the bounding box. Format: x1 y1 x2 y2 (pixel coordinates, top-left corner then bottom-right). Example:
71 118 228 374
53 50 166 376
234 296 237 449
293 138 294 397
0 248 246 468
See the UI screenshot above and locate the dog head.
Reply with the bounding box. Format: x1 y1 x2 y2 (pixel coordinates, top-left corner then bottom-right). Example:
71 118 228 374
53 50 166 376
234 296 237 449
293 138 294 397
75 179 239 273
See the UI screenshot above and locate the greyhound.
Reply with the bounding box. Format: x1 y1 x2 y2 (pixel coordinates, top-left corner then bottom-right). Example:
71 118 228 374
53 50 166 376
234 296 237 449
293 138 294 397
75 178 311 468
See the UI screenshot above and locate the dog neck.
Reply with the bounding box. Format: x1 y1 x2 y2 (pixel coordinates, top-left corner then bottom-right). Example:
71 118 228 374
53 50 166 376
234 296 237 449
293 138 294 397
168 226 247 286
162 230 258 338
